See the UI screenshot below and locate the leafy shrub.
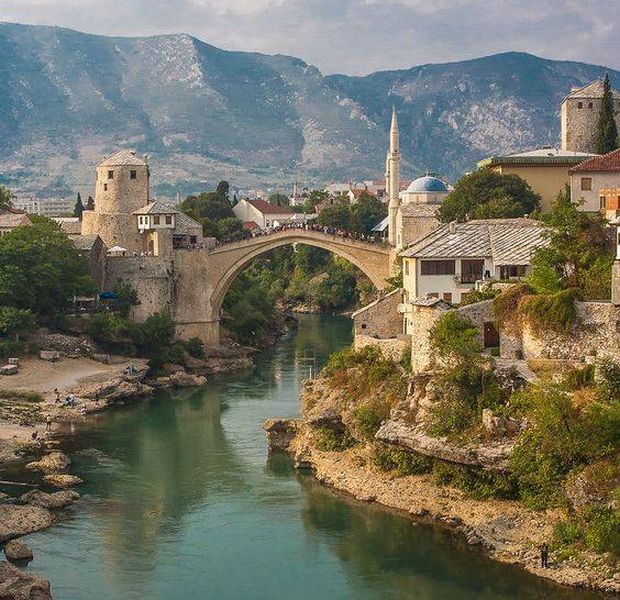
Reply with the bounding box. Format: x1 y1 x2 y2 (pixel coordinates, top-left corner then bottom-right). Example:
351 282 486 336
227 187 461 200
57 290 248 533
0 340 25 359
582 506 620 555
432 461 518 500
373 446 433 476
430 312 481 360
492 284 532 335
553 519 583 548
314 427 356 452
597 358 620 403
184 337 206 359
519 288 580 334
352 401 390 441
561 365 594 391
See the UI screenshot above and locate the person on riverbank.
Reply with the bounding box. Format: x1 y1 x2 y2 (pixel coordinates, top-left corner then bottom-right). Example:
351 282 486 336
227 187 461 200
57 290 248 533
540 543 549 568
45 416 53 433
54 388 60 404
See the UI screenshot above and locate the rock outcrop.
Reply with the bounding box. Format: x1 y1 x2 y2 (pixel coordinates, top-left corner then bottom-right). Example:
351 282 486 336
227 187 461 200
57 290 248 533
42 474 83 489
0 505 54 542
20 490 79 510
0 560 52 599
4 540 33 562
263 419 298 452
25 452 70 474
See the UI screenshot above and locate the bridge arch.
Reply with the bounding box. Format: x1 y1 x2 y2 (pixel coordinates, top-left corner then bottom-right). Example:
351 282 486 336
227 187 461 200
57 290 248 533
172 229 391 345
209 230 391 318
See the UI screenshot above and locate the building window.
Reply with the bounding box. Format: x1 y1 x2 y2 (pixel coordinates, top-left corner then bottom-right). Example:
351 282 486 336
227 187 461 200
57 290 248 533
165 215 172 225
361 323 367 329
577 102 583 109
588 102 593 109
154 215 160 225
130 170 137 180
461 259 485 283
107 170 114 179
420 260 455 275
500 264 527 280
443 292 452 303
600 196 607 210
404 261 409 275
103 183 108 191
581 177 592 191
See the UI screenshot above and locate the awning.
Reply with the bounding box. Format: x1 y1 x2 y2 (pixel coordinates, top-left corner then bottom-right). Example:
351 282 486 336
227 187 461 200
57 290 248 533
372 216 389 232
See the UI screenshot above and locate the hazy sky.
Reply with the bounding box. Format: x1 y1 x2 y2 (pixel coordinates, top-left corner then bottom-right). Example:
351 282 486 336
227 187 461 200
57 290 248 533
2 0 619 75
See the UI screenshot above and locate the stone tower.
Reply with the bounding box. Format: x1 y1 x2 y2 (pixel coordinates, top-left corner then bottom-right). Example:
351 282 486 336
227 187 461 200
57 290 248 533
613 225 620 306
81 150 150 252
561 80 620 153
387 106 401 247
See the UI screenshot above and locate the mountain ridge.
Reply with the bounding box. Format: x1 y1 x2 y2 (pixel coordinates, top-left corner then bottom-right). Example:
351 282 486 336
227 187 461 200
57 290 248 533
0 22 618 198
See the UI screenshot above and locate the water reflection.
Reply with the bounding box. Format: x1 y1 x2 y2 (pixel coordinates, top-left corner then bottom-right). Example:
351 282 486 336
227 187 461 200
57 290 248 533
16 315 604 600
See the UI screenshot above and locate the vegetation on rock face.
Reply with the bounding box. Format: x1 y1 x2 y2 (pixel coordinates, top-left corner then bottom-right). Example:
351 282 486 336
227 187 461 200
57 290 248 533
595 74 619 154
437 169 541 223
0 185 15 209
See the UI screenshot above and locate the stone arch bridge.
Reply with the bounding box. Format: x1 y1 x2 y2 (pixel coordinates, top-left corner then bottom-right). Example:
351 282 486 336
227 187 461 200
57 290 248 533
106 229 392 345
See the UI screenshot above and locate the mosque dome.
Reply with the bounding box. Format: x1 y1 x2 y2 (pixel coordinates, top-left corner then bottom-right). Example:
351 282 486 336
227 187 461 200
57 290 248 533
406 176 448 193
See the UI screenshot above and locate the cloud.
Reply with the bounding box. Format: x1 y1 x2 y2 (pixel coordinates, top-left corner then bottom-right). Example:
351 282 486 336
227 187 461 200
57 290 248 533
1 0 619 74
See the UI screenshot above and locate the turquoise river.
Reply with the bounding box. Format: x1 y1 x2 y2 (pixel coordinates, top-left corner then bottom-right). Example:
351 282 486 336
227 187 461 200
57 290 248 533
5 315 609 599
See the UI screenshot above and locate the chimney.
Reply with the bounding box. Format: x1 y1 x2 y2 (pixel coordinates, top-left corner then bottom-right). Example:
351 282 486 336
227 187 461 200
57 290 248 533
449 221 456 234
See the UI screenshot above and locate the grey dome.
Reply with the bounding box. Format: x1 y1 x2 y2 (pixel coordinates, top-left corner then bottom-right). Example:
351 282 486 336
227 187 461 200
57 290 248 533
406 176 448 193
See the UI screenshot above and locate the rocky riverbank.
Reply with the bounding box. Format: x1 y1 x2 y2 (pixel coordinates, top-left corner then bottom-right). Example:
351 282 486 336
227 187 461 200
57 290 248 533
263 371 620 596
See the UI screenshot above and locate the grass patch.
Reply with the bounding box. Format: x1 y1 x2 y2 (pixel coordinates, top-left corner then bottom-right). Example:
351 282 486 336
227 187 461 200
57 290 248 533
314 427 356 452
0 389 43 403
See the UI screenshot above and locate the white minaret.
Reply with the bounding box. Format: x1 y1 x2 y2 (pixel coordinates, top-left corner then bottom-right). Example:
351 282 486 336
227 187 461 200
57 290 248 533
387 106 401 247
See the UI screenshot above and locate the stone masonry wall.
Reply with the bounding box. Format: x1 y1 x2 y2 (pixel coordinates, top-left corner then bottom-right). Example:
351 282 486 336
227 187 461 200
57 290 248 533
456 299 494 349
352 289 402 338
105 256 174 322
521 302 620 362
354 334 410 362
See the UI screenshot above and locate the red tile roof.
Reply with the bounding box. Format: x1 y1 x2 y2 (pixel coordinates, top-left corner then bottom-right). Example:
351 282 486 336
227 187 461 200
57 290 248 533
242 221 259 230
247 198 294 215
569 148 620 173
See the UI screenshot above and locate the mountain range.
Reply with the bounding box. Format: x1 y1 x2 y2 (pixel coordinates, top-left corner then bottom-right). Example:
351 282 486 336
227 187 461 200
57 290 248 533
0 22 618 198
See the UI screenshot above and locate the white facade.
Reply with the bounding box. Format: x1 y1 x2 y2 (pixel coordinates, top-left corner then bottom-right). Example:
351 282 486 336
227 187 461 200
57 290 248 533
233 198 294 229
570 171 620 212
12 197 74 217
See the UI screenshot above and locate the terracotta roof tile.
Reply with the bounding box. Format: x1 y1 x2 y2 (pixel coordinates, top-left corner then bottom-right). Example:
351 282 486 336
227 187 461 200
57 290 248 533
246 198 294 215
569 148 620 173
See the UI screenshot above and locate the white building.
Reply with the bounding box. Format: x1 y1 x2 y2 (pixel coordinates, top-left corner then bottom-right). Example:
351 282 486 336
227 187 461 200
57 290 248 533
569 148 620 214
399 176 449 206
400 218 547 309
12 196 74 217
233 198 295 230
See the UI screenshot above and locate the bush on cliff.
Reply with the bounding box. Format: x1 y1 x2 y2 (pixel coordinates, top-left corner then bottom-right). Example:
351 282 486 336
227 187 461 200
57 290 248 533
427 312 503 437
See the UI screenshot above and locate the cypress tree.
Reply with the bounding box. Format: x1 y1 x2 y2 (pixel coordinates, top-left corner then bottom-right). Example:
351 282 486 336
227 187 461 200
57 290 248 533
595 74 619 154
73 192 84 219
86 195 95 211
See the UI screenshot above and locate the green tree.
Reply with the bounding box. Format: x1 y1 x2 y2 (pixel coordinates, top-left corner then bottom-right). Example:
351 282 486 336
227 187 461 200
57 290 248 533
268 193 289 208
86 196 95 211
217 217 245 241
180 188 238 240
0 217 96 317
350 191 387 233
0 307 37 340
73 192 85 220
528 185 613 298
317 203 351 230
0 186 14 210
438 169 541 222
595 74 619 154
113 281 140 318
216 180 230 201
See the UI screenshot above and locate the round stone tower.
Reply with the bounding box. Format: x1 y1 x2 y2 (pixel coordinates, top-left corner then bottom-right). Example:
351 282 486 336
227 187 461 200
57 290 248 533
81 150 150 253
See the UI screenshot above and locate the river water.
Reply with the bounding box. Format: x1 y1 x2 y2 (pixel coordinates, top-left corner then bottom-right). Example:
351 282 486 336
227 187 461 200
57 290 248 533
11 315 606 599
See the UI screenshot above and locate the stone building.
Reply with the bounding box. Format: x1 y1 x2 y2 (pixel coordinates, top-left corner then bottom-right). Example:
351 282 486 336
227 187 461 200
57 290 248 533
401 218 547 306
569 148 620 213
81 150 151 253
479 148 596 212
0 208 32 236
561 79 620 154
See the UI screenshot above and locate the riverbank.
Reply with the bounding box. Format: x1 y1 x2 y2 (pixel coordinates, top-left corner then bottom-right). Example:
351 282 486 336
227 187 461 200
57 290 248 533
280 428 620 595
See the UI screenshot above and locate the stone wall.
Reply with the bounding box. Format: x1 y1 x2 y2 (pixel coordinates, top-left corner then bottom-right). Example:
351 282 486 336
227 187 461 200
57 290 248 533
561 97 620 153
456 299 494 348
613 261 620 307
105 256 174 322
408 303 450 373
521 302 620 362
352 288 402 338
354 334 410 362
